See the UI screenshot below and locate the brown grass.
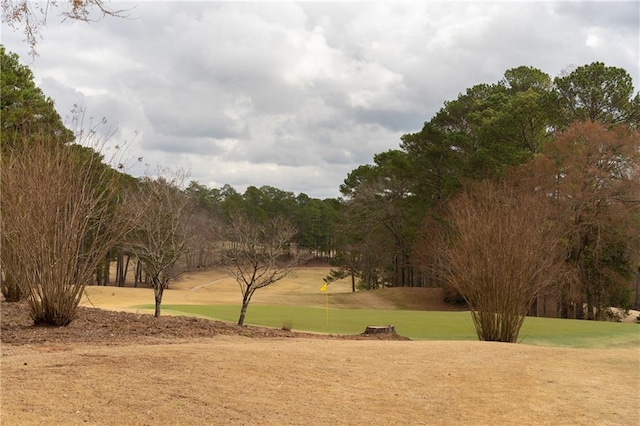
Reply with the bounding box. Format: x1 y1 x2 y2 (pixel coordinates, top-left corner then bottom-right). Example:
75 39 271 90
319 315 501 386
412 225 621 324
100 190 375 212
2 339 637 425
2 267 638 425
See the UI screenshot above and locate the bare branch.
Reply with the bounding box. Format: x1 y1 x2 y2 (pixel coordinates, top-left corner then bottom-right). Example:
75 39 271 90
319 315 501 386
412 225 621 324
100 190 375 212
122 169 193 317
2 0 134 57
216 213 310 326
1 125 135 325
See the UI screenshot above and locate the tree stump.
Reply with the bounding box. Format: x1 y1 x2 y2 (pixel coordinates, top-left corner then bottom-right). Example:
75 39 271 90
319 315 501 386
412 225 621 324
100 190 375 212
363 325 396 335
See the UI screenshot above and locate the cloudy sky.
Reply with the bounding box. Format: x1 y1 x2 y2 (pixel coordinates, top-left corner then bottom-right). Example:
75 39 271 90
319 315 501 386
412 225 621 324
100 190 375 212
2 1 639 199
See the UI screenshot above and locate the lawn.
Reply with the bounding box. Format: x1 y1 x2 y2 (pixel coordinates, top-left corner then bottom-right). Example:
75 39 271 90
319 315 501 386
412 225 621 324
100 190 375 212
137 303 640 349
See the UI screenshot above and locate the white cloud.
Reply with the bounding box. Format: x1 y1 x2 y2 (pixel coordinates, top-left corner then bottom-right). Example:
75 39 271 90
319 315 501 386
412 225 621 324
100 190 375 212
2 1 638 199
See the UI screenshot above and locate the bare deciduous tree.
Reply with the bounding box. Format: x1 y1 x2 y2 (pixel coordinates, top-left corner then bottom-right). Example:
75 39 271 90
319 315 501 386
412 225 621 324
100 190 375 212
123 171 193 317
0 130 130 325
435 182 562 343
2 0 131 56
217 214 309 326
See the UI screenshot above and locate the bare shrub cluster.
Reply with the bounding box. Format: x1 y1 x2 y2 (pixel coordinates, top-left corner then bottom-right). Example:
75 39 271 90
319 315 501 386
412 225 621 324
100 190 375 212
1 131 129 325
436 182 563 342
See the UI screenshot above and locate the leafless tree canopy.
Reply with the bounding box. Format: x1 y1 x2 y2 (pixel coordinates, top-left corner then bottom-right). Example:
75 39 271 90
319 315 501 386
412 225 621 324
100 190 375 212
217 214 309 326
123 171 193 317
435 182 563 342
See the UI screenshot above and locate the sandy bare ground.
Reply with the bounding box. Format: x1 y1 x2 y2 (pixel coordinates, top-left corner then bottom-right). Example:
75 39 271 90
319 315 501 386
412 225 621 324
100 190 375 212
2 267 639 425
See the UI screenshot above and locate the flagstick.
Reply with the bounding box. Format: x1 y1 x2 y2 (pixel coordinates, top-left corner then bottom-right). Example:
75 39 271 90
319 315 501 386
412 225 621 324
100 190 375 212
321 282 329 326
325 289 329 325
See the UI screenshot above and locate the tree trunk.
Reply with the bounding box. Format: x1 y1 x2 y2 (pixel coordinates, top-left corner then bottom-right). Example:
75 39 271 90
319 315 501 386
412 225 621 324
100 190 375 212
363 325 396 334
115 250 129 287
121 253 130 287
134 260 142 288
116 251 122 287
559 292 569 319
238 302 249 326
198 247 204 268
102 253 110 285
237 291 253 326
634 268 639 310
154 283 164 317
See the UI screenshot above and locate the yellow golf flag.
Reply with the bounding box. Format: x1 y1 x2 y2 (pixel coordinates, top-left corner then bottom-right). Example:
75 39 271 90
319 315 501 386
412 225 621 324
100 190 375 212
320 283 328 292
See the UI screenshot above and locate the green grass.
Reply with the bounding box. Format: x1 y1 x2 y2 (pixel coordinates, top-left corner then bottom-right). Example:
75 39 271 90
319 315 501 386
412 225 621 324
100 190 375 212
135 303 640 348
518 316 640 348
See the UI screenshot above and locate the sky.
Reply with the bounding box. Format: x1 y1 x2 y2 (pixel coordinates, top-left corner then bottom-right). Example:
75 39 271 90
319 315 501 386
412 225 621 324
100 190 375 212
2 1 639 199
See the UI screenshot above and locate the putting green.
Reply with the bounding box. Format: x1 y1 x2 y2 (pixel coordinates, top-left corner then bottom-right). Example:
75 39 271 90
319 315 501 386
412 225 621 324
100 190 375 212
135 303 640 348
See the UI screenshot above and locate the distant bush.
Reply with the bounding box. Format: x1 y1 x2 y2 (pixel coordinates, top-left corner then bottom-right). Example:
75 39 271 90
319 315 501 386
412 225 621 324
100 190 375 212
281 319 293 332
442 285 466 306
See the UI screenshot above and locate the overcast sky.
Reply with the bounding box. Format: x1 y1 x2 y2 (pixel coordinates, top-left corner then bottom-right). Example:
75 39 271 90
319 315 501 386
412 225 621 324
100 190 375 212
2 1 639 199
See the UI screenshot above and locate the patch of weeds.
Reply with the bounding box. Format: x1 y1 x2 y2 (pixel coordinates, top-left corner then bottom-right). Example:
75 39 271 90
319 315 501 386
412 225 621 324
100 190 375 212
281 319 293 332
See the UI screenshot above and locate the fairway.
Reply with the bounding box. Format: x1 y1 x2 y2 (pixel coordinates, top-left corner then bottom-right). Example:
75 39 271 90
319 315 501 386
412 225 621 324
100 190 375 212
144 304 477 340
80 266 640 349
150 304 639 348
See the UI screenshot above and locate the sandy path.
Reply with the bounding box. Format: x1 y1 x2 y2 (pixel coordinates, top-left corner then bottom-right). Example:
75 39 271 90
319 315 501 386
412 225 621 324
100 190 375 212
190 278 227 291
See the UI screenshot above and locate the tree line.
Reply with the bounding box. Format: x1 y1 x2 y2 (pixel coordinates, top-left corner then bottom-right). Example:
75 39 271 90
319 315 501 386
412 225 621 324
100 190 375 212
2 43 639 341
337 62 639 335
